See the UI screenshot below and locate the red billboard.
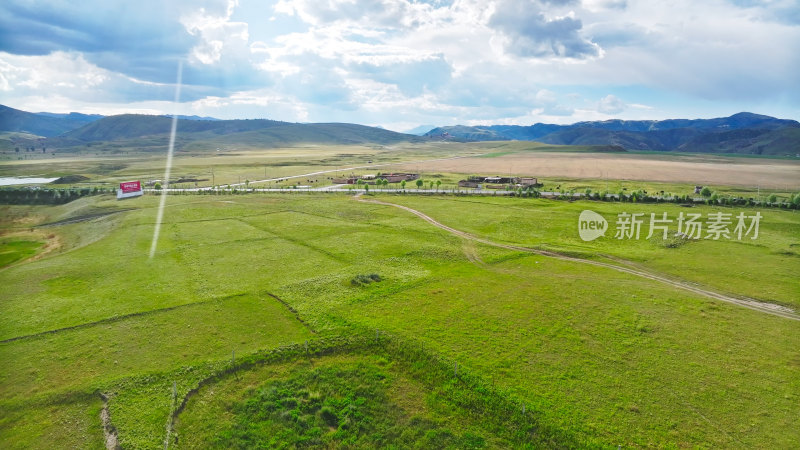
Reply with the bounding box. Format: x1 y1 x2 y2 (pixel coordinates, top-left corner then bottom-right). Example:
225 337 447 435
120 181 142 193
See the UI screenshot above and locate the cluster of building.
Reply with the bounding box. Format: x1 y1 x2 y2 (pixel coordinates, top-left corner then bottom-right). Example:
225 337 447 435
457 176 539 189
331 172 419 185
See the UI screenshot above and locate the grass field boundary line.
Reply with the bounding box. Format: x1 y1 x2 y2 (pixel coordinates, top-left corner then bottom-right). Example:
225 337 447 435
265 292 317 333
283 207 372 224
138 209 288 226
37 209 134 228
172 235 282 250
356 195 800 321
280 207 428 236
243 218 349 263
344 275 439 305
167 331 587 448
0 388 98 412
372 328 588 447
131 207 292 226
280 207 398 233
0 293 248 344
168 335 379 446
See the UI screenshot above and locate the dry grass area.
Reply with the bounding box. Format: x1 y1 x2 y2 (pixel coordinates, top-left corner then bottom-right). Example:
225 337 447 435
400 152 800 189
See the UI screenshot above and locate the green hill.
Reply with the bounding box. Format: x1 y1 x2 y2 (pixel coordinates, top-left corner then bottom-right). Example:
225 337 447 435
0 105 102 137
678 126 800 155
46 114 422 151
59 114 286 141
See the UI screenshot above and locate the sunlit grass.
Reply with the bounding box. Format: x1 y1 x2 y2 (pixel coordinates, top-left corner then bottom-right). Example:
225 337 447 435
0 192 798 448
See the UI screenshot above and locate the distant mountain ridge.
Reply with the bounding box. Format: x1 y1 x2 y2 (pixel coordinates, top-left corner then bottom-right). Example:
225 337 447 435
403 124 438 135
59 114 288 141
56 114 420 148
0 105 103 137
1 107 423 151
425 112 800 155
167 115 221 121
2 104 797 155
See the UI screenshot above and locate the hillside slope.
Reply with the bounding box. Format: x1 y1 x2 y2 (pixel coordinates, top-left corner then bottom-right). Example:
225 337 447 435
41 114 423 151
60 115 286 141
0 105 102 137
425 112 800 155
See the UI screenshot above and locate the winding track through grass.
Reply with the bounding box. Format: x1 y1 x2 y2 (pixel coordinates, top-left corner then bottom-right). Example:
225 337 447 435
356 194 800 321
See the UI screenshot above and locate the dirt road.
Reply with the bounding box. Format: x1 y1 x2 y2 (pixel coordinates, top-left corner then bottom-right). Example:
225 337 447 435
356 195 799 321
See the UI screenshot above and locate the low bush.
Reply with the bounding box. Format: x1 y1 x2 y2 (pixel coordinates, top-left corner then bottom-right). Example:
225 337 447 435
351 274 382 286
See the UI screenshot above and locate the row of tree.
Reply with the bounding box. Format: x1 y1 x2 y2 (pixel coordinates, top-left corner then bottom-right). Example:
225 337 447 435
13 146 46 153
524 187 800 209
0 187 110 205
353 178 443 191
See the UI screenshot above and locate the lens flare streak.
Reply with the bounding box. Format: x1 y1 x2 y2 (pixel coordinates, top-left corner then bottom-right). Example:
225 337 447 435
149 61 182 259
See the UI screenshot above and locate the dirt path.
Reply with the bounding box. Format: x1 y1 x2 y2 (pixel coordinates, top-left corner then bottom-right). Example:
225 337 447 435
356 195 799 321
461 240 487 267
99 393 120 450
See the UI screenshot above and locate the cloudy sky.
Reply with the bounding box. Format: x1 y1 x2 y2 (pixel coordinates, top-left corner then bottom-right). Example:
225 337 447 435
1 0 798 131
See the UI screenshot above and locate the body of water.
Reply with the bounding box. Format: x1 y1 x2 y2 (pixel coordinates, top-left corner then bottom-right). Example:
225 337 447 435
0 177 59 186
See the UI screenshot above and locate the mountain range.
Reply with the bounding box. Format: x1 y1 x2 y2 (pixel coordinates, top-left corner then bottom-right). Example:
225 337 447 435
424 112 800 155
0 105 422 151
0 104 103 137
1 104 798 155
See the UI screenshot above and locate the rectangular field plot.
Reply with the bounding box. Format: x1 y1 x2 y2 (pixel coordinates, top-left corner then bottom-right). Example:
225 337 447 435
0 294 313 401
376 195 800 307
342 254 800 448
0 394 105 450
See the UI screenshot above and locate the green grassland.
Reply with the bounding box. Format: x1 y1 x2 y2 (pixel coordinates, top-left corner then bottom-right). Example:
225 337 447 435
342 250 800 447
0 294 313 400
0 393 105 449
376 195 800 307
177 354 518 448
0 238 43 267
1 174 799 446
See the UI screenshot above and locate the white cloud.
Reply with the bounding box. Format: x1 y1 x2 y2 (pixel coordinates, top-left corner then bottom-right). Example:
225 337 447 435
188 88 310 121
1 52 126 99
273 0 442 29
181 0 250 65
582 0 627 12
534 89 575 115
489 0 602 58
1 0 798 128
598 94 626 114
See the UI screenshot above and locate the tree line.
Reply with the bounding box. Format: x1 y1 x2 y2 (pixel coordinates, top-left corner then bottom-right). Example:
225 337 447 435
0 187 111 205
